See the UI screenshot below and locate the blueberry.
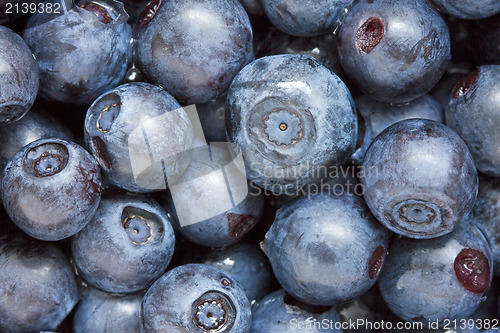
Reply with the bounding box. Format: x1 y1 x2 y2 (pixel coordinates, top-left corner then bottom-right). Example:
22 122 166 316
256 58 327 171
141 264 251 333
2 138 102 241
23 0 132 105
256 27 343 74
0 25 39 123
445 65 500 177
0 107 74 171
73 287 143 333
84 82 194 193
431 0 500 20
378 221 493 324
261 0 354 36
361 119 478 239
72 192 175 293
162 142 265 247
261 193 389 306
338 0 450 103
182 242 274 303
251 289 343 332
352 94 443 165
226 54 357 194
470 174 500 276
0 232 79 332
134 0 254 104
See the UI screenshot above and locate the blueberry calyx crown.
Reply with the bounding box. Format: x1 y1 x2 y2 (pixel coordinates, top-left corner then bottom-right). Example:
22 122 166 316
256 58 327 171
356 17 384 54
262 109 303 146
122 214 152 245
452 69 478 99
398 202 437 225
195 300 227 330
192 291 235 332
96 103 121 133
24 142 69 178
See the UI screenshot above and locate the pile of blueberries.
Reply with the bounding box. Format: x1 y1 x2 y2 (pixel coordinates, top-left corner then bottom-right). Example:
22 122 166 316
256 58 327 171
0 0 500 332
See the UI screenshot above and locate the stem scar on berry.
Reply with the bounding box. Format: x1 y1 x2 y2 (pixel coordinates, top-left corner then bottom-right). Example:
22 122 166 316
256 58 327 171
452 69 479 99
80 2 113 24
454 248 490 295
139 0 163 25
356 17 384 54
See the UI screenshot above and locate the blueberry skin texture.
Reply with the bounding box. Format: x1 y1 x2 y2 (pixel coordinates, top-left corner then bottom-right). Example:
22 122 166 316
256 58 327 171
84 82 194 193
445 66 500 177
378 222 493 324
261 193 389 306
251 289 343 333
185 242 274 303
0 26 38 123
73 287 143 333
141 264 252 333
261 0 353 37
226 54 357 194
361 119 478 239
72 192 175 293
338 0 450 104
431 0 500 20
134 0 253 105
352 94 443 165
0 233 79 333
23 0 132 105
2 138 102 241
471 174 500 276
0 107 74 171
